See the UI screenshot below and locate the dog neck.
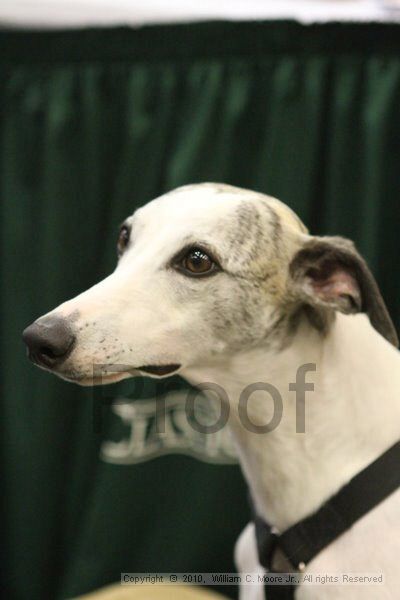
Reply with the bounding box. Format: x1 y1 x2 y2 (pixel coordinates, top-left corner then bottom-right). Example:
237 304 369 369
183 312 400 532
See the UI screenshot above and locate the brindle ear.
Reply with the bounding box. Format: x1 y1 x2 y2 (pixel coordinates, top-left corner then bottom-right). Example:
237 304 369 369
289 236 398 347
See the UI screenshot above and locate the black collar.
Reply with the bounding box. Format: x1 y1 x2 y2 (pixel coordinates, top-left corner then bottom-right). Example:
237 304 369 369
251 441 400 573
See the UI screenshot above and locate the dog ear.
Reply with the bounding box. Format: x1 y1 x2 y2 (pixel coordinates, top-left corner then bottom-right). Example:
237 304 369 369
289 236 398 347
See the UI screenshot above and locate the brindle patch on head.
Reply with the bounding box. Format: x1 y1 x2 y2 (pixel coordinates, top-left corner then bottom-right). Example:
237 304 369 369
259 202 283 254
217 201 279 278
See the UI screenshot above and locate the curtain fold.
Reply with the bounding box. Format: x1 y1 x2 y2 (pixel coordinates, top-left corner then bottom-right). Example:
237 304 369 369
1 21 399 600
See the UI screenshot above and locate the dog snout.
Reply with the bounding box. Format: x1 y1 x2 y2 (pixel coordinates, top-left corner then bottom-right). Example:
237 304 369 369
22 315 76 369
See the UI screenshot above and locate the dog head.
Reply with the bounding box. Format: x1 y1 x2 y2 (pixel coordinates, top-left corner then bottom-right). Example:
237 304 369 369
22 183 397 385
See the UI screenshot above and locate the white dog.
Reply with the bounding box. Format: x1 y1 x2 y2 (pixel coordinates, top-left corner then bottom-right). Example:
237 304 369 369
23 184 400 599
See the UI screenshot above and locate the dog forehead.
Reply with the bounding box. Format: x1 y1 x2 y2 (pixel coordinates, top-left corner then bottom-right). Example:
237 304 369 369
129 183 305 238
136 185 248 226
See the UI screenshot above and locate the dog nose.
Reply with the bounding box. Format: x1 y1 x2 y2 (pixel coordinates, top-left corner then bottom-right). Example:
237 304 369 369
22 316 76 369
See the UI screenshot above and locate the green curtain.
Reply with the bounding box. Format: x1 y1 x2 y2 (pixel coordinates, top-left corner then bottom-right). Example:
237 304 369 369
1 21 399 600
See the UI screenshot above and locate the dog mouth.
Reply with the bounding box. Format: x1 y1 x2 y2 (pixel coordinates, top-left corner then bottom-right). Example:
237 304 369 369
137 364 181 377
60 363 182 386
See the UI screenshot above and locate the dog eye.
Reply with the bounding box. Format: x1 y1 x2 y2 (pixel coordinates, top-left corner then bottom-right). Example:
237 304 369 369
117 225 131 256
180 248 216 276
